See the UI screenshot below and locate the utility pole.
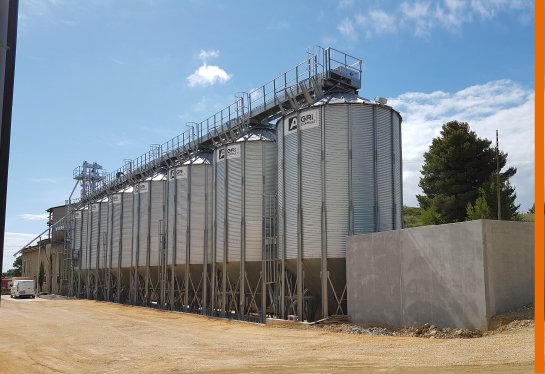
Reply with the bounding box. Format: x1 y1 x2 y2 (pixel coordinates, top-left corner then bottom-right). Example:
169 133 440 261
496 130 501 220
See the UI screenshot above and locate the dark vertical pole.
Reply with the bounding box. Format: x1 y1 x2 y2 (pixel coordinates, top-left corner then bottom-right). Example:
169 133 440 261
0 0 18 307
496 130 501 220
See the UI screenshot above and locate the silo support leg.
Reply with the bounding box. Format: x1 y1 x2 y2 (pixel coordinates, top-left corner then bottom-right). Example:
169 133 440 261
245 272 261 314
328 274 347 315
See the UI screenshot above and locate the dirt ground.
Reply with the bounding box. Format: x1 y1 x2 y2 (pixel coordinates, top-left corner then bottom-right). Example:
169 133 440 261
0 295 535 373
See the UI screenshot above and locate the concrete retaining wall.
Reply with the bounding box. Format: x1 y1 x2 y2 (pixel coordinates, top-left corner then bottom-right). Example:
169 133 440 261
346 220 534 330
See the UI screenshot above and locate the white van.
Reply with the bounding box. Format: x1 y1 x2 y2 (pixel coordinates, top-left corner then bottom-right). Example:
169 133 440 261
10 280 35 299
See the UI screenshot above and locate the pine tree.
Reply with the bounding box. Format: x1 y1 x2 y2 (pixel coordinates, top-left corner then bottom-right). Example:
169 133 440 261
466 193 491 220
418 121 518 223
38 261 45 293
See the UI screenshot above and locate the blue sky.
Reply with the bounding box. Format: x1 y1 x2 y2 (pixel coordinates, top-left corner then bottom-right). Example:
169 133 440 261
3 0 534 271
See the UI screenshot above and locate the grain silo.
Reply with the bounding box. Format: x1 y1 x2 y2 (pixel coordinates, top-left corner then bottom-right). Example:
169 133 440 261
87 201 108 299
73 208 88 297
213 126 276 316
277 93 402 321
165 152 213 311
130 177 166 306
106 190 133 303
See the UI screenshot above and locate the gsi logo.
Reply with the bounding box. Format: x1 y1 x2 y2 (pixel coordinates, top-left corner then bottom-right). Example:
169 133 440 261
218 149 225 160
169 169 175 179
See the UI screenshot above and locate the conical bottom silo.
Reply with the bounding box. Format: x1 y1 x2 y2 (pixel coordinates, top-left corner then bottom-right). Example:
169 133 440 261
130 177 166 306
166 152 213 312
87 201 108 300
213 127 277 317
73 208 88 298
106 190 133 303
277 94 403 321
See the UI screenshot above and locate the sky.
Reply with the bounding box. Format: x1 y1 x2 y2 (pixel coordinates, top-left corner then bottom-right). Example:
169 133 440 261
2 0 535 271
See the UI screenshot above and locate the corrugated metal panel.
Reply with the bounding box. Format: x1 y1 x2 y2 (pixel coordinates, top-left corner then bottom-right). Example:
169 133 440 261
98 203 108 269
107 200 114 269
89 204 100 270
227 152 242 263
215 156 225 263
376 107 394 231
81 210 89 270
300 110 322 259
121 193 133 268
263 141 277 240
206 165 214 263
393 113 402 229
74 211 82 267
131 184 142 267
176 168 188 264
166 172 176 266
149 180 165 267
284 121 298 260
277 122 284 260
138 182 149 266
245 142 263 262
110 194 122 269
190 166 207 264
324 105 349 258
278 99 402 266
215 135 275 265
352 104 376 234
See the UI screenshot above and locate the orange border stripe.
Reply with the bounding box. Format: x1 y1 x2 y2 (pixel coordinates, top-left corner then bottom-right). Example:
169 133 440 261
535 0 544 372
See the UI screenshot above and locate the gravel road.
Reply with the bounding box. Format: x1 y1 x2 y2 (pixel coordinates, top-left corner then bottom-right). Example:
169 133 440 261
0 295 534 373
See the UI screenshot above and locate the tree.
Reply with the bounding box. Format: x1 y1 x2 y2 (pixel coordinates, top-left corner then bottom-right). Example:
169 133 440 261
480 173 519 220
4 256 22 276
466 192 490 220
38 261 45 293
403 206 425 228
420 204 444 225
417 121 518 223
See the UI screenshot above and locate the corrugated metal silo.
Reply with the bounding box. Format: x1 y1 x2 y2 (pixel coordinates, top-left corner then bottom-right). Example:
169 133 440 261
130 178 165 305
75 208 89 297
277 94 403 321
166 152 213 311
213 127 276 315
86 202 107 299
107 192 133 302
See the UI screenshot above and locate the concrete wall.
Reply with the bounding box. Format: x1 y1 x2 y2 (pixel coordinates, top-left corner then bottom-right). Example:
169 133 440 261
483 220 534 318
346 220 534 330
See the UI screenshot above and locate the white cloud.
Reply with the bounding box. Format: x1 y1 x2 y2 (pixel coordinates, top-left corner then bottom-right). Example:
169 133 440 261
198 49 219 62
337 18 356 39
389 79 534 210
3 232 38 272
187 49 231 88
356 9 397 36
187 64 232 88
20 213 49 221
340 0 532 40
470 0 530 18
434 0 468 29
400 1 433 36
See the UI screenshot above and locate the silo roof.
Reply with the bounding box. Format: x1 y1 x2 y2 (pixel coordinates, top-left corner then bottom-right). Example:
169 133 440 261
311 93 372 106
235 127 276 142
183 152 213 165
